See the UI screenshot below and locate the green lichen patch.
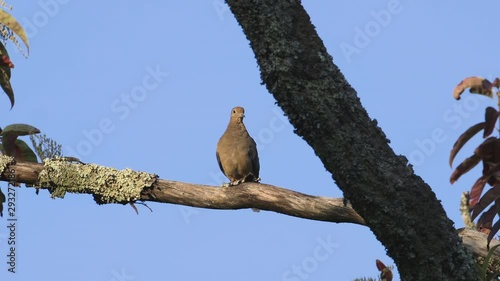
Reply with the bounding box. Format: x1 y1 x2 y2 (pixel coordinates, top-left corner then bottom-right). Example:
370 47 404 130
37 158 158 204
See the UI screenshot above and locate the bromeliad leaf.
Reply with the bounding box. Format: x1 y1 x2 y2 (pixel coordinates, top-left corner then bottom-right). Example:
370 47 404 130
482 161 499 187
467 158 500 212
469 176 490 211
476 137 500 186
484 107 499 138
449 122 485 167
453 77 497 100
487 214 500 248
471 183 500 220
450 153 481 184
450 77 500 247
476 137 500 166
478 204 496 232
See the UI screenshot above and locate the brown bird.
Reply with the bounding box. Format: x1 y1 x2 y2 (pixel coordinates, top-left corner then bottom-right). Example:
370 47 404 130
216 106 260 186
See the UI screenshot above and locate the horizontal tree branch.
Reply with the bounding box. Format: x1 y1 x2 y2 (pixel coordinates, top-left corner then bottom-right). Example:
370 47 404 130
0 159 365 225
142 180 365 224
1 158 497 263
460 228 500 259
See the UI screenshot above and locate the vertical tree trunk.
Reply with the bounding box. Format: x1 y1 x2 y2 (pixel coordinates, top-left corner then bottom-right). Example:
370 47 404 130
225 1 479 280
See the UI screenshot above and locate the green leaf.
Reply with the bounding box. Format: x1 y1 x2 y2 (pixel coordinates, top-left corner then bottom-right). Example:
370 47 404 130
0 41 12 78
0 124 40 162
0 41 14 108
483 240 500 277
14 139 37 162
0 9 29 55
0 67 13 108
2 123 40 136
0 139 38 162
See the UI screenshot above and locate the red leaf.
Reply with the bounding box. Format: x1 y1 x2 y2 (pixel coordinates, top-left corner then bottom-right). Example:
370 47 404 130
376 259 393 281
376 259 386 271
453 77 495 100
0 55 13 69
382 269 393 281
484 107 499 138
471 183 500 220
478 204 496 230
493 78 500 88
476 138 500 167
1 124 40 162
476 138 500 185
450 154 481 184
449 122 485 167
487 217 500 248
469 177 489 210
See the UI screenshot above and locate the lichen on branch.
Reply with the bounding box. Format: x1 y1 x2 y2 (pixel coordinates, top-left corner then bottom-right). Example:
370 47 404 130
37 158 158 204
0 154 14 174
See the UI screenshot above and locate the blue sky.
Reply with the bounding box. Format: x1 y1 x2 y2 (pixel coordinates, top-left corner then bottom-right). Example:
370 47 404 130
0 1 498 280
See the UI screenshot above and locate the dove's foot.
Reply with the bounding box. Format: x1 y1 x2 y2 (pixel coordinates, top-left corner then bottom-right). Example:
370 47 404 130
229 180 243 186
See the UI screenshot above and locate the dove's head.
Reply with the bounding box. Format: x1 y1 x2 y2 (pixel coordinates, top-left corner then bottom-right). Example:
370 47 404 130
230 106 245 123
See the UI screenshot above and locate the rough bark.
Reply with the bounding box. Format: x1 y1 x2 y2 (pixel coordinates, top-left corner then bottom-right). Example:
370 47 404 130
224 0 479 280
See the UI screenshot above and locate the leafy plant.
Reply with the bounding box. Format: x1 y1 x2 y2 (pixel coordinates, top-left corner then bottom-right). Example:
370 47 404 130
0 2 29 109
0 123 40 162
450 76 500 246
30 133 63 160
353 260 393 281
376 259 393 281
477 244 500 281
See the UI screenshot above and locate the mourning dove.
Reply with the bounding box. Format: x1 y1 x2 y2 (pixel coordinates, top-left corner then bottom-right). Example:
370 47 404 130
216 106 260 186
